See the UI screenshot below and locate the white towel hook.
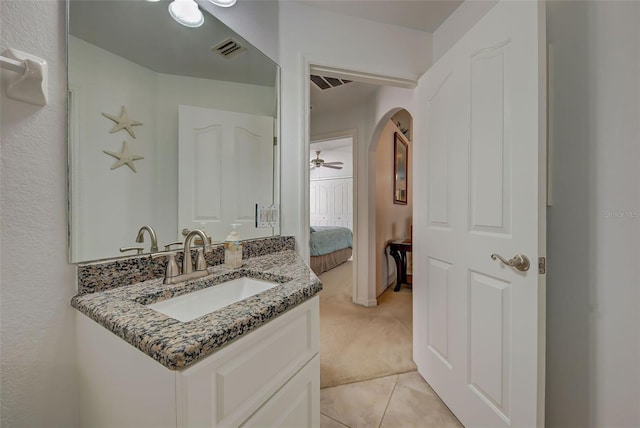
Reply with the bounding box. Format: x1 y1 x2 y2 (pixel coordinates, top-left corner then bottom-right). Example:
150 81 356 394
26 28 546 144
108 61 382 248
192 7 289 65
1 48 48 106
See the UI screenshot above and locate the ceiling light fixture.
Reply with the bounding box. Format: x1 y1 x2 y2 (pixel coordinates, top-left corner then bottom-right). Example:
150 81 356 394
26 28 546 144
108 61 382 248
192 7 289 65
208 0 237 7
168 0 204 28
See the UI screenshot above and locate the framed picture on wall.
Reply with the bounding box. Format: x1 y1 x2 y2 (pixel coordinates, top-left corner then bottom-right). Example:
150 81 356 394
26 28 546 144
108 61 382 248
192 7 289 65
393 132 408 205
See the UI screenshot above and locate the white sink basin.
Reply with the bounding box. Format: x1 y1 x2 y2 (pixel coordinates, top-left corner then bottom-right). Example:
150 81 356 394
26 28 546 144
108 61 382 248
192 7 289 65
148 277 279 322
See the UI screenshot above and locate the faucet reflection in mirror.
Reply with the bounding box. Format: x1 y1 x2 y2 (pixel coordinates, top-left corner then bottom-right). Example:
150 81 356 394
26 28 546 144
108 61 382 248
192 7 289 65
67 0 280 263
136 225 159 253
119 225 158 255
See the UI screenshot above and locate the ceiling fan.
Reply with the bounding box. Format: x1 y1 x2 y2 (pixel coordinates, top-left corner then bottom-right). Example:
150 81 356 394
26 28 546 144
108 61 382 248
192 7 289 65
310 150 344 170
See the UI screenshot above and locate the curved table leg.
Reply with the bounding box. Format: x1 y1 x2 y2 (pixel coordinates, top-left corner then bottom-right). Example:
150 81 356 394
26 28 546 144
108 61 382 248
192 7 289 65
389 246 405 292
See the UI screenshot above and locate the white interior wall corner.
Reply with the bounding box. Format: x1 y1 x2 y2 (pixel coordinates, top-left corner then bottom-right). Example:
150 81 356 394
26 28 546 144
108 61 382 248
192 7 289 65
273 1 432 270
0 1 79 427
432 0 498 62
546 1 640 426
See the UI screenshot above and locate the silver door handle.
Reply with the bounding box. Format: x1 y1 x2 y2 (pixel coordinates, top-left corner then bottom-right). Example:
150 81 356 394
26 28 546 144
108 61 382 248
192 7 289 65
491 253 530 272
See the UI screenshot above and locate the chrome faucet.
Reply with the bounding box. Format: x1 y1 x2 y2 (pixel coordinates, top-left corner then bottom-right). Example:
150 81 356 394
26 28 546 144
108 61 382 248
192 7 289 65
136 225 158 253
154 229 211 284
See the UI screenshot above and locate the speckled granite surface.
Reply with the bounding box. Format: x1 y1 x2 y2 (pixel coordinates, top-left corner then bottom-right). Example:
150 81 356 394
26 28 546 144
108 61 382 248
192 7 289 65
77 236 296 295
72 250 321 370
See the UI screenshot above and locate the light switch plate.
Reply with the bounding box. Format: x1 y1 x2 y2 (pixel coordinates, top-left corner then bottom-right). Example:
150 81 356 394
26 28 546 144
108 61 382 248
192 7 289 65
256 204 279 228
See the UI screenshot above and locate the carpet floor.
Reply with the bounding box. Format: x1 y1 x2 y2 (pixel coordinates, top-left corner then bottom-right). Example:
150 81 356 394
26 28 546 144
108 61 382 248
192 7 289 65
319 260 417 389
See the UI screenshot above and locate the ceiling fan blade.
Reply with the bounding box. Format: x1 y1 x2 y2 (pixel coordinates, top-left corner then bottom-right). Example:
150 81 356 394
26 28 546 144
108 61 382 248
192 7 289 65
323 164 343 170
323 161 344 166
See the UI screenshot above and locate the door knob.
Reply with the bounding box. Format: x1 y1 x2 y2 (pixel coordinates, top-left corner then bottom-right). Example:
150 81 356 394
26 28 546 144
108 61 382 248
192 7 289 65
491 253 530 272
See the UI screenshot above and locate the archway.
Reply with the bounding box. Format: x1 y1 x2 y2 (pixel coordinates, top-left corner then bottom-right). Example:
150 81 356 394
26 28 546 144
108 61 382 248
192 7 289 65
367 109 414 300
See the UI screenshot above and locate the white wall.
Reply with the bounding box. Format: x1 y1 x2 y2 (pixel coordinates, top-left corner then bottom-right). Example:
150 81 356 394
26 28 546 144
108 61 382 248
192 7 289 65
546 2 640 426
69 36 158 261
0 1 79 427
69 36 276 261
432 0 497 62
310 105 366 174
212 2 431 265
279 2 430 281
375 121 412 295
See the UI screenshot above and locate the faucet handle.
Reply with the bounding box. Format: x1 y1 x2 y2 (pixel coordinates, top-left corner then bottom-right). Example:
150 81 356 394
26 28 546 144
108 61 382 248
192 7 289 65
120 246 144 255
195 248 207 271
152 252 180 284
164 241 183 251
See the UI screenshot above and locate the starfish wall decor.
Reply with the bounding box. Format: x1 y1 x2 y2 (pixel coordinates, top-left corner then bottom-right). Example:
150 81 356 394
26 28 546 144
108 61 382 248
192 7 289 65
102 105 143 139
103 141 144 173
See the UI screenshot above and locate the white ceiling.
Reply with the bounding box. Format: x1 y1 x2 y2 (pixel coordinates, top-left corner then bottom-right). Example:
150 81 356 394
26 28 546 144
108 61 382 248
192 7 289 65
299 0 463 33
69 0 277 87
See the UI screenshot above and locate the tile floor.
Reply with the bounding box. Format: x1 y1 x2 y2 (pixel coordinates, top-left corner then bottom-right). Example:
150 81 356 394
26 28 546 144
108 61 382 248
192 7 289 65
320 371 463 428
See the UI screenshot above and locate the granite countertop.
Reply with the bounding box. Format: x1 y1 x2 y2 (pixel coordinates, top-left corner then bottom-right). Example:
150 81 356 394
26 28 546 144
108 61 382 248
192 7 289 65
72 250 322 370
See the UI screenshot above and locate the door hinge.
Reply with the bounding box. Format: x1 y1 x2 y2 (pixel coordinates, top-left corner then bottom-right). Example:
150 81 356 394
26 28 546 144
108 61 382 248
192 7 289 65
273 137 277 146
538 257 546 274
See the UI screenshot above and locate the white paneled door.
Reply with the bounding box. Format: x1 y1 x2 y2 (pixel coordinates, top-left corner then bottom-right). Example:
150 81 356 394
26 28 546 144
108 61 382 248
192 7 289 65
178 105 274 241
413 1 546 427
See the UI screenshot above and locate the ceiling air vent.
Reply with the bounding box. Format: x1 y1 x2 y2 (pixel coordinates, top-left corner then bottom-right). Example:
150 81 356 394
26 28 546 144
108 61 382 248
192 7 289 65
310 75 352 90
212 38 246 58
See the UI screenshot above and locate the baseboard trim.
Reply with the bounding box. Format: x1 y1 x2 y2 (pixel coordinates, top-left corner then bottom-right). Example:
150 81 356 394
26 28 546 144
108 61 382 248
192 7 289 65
353 297 377 307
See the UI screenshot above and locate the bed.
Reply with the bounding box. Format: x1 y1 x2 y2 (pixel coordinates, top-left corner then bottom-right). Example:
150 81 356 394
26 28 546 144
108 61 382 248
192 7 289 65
309 226 353 275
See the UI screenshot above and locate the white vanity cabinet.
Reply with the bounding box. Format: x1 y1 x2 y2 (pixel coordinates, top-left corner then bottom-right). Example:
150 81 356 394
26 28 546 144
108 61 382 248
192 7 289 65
76 296 320 428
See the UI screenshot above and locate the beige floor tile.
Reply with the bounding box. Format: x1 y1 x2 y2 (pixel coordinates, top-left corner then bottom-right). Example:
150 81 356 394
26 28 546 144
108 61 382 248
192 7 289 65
321 413 349 428
381 384 463 428
378 374 399 385
396 371 437 398
320 377 395 428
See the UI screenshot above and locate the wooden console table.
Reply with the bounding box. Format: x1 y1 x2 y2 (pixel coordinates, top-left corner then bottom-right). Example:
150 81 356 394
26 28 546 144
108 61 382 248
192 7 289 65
388 239 412 292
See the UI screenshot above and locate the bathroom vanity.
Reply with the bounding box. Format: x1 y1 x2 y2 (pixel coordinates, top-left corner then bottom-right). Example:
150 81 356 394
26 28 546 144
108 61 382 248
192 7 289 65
72 243 321 428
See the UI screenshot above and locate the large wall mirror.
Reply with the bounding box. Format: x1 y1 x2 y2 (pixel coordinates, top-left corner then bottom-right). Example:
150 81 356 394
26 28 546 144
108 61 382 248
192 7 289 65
67 0 280 263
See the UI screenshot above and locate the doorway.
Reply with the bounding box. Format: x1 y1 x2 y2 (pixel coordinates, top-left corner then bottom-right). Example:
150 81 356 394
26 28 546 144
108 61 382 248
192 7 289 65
310 136 354 230
307 68 418 377
307 65 417 306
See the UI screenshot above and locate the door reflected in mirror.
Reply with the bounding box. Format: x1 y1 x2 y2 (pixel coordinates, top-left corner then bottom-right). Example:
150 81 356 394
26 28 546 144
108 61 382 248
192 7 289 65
67 0 280 263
